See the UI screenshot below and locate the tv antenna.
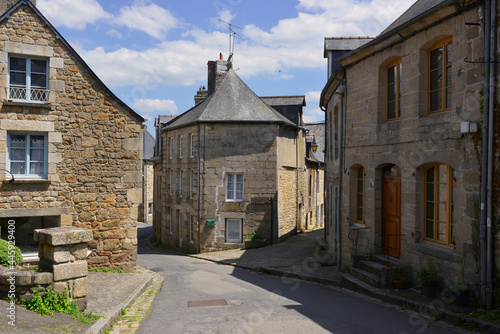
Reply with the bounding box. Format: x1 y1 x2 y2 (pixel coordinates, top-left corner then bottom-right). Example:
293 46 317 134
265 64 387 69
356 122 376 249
218 19 242 63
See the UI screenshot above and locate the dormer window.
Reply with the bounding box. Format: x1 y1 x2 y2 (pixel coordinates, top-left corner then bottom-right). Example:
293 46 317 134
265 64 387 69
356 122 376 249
8 55 49 103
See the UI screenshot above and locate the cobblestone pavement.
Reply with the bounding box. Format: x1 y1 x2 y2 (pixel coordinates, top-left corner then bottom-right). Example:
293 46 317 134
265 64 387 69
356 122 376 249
106 267 164 334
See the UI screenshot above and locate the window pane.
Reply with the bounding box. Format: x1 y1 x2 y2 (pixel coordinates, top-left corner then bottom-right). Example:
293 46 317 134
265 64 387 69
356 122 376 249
30 148 45 162
10 134 26 147
430 69 442 91
11 162 25 174
426 184 434 201
446 44 452 65
357 194 363 206
425 220 435 239
446 88 452 109
236 174 243 183
31 74 47 88
387 101 396 119
430 47 443 70
30 135 45 148
10 72 26 86
10 148 25 161
387 83 396 102
445 66 452 88
426 166 435 183
227 190 234 199
438 203 448 221
10 57 26 71
430 90 442 112
426 202 434 220
235 190 243 201
31 59 47 73
387 65 396 84
357 208 363 221
226 219 241 242
30 162 44 175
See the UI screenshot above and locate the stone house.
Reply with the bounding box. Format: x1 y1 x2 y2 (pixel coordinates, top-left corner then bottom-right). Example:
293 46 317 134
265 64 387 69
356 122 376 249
153 57 308 253
140 130 154 224
321 0 490 296
0 0 144 272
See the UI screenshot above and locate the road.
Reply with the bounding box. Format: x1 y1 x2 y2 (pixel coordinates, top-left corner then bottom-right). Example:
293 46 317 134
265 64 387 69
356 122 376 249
136 224 466 334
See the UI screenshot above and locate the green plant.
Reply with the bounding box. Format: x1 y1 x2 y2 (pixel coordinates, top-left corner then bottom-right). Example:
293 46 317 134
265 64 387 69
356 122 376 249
417 265 438 284
0 239 23 267
19 286 99 324
246 232 263 240
89 267 124 273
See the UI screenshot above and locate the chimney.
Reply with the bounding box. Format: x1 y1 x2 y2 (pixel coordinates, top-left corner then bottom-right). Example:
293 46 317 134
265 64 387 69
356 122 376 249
194 86 208 106
0 0 36 15
207 53 228 95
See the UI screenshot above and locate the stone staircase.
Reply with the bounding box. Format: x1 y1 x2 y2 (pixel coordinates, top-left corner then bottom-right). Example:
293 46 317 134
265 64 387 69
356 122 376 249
342 254 401 290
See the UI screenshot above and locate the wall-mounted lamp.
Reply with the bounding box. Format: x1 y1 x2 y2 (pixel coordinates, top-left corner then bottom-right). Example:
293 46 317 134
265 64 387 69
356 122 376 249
312 142 318 152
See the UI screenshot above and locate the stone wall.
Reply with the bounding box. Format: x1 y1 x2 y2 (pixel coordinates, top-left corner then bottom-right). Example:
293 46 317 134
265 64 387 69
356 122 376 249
0 5 143 272
327 5 483 287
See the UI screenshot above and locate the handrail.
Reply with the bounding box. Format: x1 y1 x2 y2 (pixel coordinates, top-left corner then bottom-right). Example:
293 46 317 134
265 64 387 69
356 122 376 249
375 233 405 266
348 226 370 256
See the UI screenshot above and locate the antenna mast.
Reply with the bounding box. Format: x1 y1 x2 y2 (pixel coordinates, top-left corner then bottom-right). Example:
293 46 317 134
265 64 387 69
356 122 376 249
218 19 242 63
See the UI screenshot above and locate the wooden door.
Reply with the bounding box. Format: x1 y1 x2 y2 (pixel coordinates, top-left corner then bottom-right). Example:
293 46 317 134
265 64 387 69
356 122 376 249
382 176 401 258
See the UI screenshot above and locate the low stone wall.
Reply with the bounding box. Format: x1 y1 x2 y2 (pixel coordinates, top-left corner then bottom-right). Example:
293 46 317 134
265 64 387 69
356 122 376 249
0 226 92 310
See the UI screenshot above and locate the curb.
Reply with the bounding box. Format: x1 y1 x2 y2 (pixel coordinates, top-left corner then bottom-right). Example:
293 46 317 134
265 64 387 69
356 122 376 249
85 272 153 334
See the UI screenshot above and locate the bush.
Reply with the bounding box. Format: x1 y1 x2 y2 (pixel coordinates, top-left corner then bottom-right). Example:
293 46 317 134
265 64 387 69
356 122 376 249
417 264 438 284
0 238 23 267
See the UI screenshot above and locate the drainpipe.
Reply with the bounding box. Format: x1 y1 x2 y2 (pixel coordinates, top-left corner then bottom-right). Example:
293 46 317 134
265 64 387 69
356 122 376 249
336 83 345 271
486 0 496 310
480 0 491 308
296 128 300 235
196 123 201 254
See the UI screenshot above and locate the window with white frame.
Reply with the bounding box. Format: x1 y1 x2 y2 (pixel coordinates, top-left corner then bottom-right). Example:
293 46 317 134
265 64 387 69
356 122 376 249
169 208 173 233
169 169 173 195
9 56 49 103
179 136 183 158
148 202 153 216
226 174 243 201
189 134 194 158
8 132 47 178
178 170 183 197
178 211 183 239
189 215 195 242
169 137 173 159
225 219 242 243
189 170 194 198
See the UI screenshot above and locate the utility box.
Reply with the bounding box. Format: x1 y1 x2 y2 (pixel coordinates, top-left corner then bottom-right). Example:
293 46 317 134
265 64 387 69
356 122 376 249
207 219 215 227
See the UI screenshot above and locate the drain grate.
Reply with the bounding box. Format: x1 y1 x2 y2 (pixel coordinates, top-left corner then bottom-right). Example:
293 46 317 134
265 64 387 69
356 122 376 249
187 299 228 308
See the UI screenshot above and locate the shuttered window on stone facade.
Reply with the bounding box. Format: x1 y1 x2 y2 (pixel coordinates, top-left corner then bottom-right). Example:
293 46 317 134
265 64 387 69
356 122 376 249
424 163 453 245
429 39 452 113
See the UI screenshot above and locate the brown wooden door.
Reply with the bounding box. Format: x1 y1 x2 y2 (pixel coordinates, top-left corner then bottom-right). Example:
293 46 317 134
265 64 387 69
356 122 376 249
382 176 401 258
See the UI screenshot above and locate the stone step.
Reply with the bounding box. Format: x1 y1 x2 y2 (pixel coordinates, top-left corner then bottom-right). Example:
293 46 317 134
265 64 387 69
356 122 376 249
357 259 387 277
371 253 401 267
340 273 379 296
350 267 381 288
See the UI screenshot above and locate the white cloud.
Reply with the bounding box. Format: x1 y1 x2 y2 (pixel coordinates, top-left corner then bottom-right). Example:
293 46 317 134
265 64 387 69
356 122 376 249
106 29 123 39
133 99 178 114
37 0 112 30
113 2 179 39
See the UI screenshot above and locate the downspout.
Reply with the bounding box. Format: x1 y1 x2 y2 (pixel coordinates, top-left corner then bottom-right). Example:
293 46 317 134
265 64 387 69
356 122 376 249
196 123 201 254
296 128 300 235
480 0 491 308
486 0 496 310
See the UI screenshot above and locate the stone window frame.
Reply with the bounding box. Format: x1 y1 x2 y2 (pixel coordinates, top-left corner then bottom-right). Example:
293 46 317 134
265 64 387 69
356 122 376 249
428 38 453 114
178 135 183 159
8 131 48 179
0 42 65 105
178 169 183 197
423 163 453 247
189 215 195 243
226 173 244 202
189 133 194 158
169 137 173 159
189 169 194 199
168 207 173 234
8 55 49 103
0 120 61 182
168 169 173 195
386 58 402 121
355 166 365 224
225 218 242 243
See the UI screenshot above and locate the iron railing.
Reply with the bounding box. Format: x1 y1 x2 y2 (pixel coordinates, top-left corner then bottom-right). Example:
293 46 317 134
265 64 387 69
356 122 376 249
375 233 405 266
8 87 49 103
348 226 370 256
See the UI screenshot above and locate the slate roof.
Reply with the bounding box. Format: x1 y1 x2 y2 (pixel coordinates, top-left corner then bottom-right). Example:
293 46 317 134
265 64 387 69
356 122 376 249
303 123 325 164
0 0 144 123
260 96 306 107
324 37 374 57
165 69 298 130
143 130 155 161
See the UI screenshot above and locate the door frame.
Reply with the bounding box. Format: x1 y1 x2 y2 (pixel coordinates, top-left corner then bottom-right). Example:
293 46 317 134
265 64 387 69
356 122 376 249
381 174 401 258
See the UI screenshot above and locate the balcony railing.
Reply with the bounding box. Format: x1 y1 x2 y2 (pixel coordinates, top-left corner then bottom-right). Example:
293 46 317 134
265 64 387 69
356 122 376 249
7 87 49 103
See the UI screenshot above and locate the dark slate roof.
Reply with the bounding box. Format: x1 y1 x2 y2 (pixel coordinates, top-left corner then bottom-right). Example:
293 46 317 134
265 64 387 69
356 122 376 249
380 0 449 35
324 37 374 57
0 0 144 123
143 130 155 160
260 96 306 107
165 69 297 130
304 123 325 163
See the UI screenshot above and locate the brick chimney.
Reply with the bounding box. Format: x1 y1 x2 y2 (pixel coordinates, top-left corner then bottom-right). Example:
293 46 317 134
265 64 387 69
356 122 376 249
0 0 36 15
207 53 228 96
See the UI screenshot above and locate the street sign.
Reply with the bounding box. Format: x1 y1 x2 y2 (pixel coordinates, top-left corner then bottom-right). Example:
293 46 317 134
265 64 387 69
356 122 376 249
251 197 272 204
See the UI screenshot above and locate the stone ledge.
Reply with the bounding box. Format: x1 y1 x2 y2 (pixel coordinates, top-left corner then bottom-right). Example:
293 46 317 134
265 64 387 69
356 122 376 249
0 265 53 287
35 227 93 246
2 101 53 109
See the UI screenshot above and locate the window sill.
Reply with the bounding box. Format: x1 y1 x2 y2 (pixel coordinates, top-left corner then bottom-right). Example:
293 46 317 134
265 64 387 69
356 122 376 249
3 101 52 109
414 242 455 261
3 178 51 184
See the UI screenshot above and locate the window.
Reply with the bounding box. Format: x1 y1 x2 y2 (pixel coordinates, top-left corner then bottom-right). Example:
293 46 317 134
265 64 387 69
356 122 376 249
386 59 402 120
429 39 452 113
189 134 194 158
356 166 364 223
189 170 194 199
169 208 173 234
226 174 244 201
424 163 453 245
169 138 173 159
334 106 338 160
189 215 195 242
178 211 183 238
168 169 173 195
8 132 47 178
225 219 242 243
148 202 153 216
179 136 183 158
8 56 48 103
178 170 183 197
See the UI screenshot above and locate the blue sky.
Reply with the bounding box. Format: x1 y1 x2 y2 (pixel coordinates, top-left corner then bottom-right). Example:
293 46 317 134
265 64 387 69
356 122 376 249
36 0 416 136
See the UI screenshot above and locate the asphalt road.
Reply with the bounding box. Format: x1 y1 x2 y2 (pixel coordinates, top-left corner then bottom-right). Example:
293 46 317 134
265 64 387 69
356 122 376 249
136 224 466 334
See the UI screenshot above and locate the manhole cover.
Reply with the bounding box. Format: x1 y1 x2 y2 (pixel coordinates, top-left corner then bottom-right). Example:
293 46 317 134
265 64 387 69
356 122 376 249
187 299 228 308
151 267 164 272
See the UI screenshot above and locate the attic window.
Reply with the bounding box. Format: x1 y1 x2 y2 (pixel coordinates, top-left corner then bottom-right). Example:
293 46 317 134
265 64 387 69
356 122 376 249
8 55 49 103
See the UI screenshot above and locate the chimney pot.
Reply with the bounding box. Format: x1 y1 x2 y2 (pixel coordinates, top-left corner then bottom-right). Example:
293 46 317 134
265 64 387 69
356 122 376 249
220 52 223 60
